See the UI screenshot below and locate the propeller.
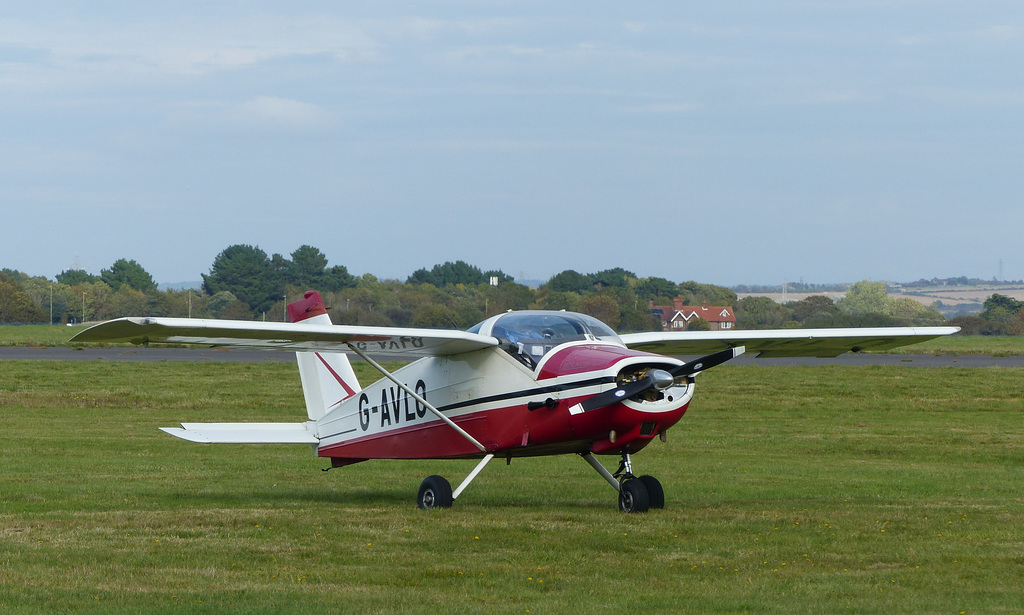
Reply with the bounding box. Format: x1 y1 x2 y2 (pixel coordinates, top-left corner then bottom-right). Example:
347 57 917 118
576 346 745 413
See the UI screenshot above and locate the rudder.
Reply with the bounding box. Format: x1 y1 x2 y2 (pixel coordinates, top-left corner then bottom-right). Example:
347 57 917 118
289 291 361 421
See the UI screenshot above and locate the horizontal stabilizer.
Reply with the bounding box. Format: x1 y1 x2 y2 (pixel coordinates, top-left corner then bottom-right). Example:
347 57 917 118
160 422 319 444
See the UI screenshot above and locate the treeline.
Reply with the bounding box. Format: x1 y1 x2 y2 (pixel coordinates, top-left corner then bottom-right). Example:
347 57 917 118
949 294 1024 335
0 245 960 331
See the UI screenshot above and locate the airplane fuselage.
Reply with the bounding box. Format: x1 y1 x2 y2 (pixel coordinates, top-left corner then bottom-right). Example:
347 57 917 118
315 340 694 464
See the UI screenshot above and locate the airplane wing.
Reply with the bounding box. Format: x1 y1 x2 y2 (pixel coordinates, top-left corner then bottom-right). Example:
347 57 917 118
619 326 960 358
71 317 499 356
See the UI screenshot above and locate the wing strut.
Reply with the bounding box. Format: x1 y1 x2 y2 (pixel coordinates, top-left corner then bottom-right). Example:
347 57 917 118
345 343 488 454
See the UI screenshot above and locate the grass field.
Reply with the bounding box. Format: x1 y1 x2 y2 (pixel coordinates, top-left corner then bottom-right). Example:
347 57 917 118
1 360 1022 613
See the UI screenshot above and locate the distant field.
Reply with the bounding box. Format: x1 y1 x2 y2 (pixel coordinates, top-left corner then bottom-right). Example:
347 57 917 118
1 360 1022 613
739 284 1024 313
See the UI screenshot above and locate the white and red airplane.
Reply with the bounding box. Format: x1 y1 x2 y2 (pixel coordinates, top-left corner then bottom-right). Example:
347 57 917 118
73 291 958 512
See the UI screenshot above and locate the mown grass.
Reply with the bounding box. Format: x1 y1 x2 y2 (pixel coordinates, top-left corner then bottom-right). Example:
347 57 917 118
879 334 1024 356
1 360 1022 613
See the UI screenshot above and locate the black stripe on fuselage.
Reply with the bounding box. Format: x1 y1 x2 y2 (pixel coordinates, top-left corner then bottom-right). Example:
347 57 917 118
436 375 615 413
317 375 616 443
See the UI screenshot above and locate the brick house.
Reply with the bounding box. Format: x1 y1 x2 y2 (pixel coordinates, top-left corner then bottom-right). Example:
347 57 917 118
648 298 737 331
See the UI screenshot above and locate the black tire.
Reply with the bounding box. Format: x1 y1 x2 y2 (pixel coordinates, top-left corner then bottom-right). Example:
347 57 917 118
618 478 650 513
638 475 664 509
417 475 453 509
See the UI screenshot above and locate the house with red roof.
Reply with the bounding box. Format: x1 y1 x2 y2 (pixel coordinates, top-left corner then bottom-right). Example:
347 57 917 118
648 298 737 331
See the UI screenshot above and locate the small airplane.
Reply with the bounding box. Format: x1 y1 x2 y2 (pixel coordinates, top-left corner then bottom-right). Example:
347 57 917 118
73 291 958 512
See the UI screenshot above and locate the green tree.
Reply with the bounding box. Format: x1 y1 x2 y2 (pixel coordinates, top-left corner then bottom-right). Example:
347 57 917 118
284 245 355 292
484 282 534 316
579 294 620 329
545 270 593 294
0 273 48 323
202 245 280 314
979 293 1024 323
677 281 737 306
735 296 793 329
687 317 712 331
206 291 241 318
96 287 149 319
531 289 582 312
836 280 889 315
884 298 945 324
407 261 497 287
635 277 678 302
100 258 157 292
56 269 99 285
592 268 636 289
788 295 840 323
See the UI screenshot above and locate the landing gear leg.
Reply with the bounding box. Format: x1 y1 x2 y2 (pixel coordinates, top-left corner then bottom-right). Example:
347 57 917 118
613 453 650 513
581 452 662 513
416 454 495 510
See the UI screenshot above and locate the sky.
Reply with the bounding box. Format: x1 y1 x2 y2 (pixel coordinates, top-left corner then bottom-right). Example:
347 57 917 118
3 1 1023 287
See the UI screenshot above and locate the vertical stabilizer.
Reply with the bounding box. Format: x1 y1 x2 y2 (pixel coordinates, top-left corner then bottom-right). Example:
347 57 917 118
289 291 361 421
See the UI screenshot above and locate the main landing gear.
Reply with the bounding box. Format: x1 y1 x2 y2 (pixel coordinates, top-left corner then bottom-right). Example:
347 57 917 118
417 454 495 510
582 452 664 513
415 452 663 512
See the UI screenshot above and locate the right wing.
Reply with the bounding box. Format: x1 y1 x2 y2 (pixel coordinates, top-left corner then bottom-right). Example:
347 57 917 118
619 326 960 358
71 317 498 356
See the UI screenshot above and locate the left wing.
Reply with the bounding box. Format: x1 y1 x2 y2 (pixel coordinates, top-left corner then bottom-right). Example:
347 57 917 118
619 326 960 358
71 317 498 356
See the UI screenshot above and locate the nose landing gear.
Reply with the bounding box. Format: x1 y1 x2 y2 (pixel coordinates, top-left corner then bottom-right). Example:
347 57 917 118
581 452 665 513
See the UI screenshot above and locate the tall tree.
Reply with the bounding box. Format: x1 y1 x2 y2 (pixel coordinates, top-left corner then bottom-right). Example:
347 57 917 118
407 261 491 287
592 268 636 289
285 244 329 289
285 245 355 292
202 244 279 315
100 258 157 292
56 269 99 285
545 270 593 293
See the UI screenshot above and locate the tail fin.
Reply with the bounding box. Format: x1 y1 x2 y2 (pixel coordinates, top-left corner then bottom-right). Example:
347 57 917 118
289 291 361 421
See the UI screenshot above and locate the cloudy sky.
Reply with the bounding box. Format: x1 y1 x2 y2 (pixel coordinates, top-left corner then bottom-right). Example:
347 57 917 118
3 1 1022 286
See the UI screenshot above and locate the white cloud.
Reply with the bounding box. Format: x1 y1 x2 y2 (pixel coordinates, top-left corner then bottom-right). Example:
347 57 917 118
233 96 334 132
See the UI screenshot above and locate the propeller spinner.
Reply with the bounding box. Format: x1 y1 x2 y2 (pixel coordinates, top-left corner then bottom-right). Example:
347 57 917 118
577 346 745 413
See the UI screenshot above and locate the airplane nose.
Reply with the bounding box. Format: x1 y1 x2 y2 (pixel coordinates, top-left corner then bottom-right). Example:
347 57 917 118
649 369 674 390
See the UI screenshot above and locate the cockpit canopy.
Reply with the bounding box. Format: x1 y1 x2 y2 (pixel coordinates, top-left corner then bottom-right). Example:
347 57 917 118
468 311 623 367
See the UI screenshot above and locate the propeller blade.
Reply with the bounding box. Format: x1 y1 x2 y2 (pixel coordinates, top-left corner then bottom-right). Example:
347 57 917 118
574 346 746 414
577 375 658 413
670 346 745 379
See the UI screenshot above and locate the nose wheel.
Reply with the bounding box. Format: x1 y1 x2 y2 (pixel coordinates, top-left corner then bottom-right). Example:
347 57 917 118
582 452 665 513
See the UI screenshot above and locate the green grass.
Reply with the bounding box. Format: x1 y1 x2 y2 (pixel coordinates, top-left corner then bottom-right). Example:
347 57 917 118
1 361 1023 613
886 334 1024 356
0 324 90 347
